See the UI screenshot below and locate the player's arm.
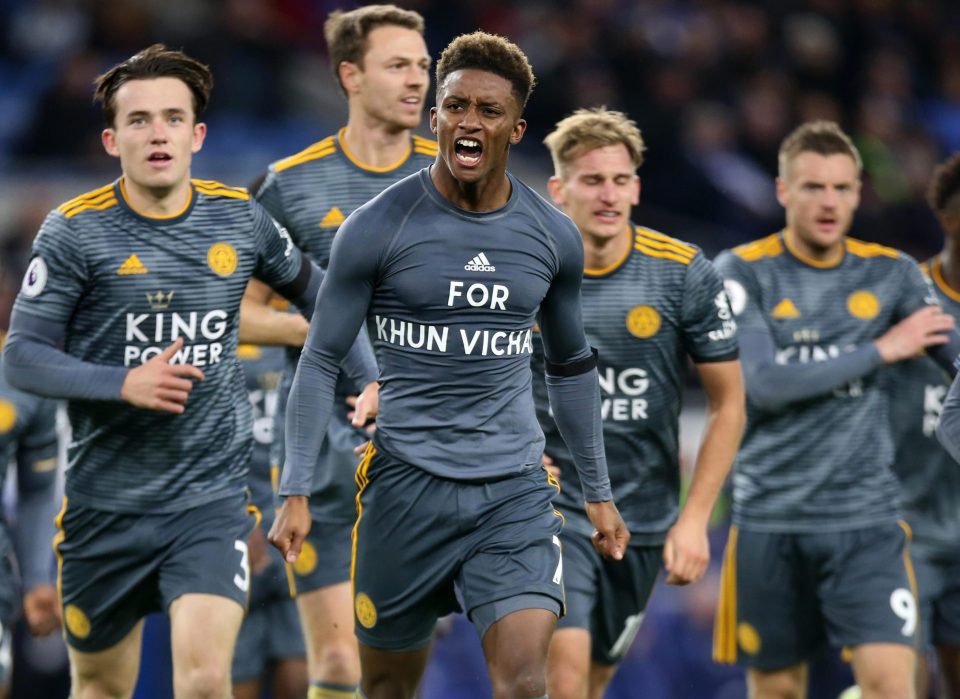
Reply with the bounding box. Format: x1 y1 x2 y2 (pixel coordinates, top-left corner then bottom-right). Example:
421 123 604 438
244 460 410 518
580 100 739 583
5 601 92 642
238 278 309 347
15 398 61 636
540 220 627 560
268 211 378 563
665 360 744 585
664 252 744 585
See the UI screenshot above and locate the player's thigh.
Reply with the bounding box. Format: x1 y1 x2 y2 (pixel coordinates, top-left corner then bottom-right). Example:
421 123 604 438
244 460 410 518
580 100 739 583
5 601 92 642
358 643 432 699
457 465 565 638
848 643 915 699
713 527 824 670
548 627 592 699
67 619 145 699
352 447 463 652
55 501 163 654
746 664 808 699
817 523 918 651
169 593 244 687
591 543 661 666
482 606 557 699
549 531 598 699
296 581 357 675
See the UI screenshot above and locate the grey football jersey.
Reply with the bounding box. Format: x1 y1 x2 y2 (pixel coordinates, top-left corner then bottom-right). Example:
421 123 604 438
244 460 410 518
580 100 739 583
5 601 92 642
533 226 738 541
715 231 934 532
257 130 436 521
13 179 304 513
888 258 960 560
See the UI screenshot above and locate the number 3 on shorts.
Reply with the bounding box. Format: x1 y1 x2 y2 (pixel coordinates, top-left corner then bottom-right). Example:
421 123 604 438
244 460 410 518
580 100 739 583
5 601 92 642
889 587 916 637
234 540 250 592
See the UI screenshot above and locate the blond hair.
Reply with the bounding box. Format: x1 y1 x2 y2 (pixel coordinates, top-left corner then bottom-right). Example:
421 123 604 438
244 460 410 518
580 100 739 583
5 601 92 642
544 107 645 179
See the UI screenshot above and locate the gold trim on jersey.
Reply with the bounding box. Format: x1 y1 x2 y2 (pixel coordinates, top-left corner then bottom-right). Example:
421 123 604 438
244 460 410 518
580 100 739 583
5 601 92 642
413 135 439 157
118 178 194 219
845 237 899 260
273 137 337 173
732 233 783 262
236 344 263 360
930 259 960 304
351 443 376 592
584 228 632 276
338 127 412 173
53 496 68 609
192 179 249 200
59 184 119 219
633 227 696 265
713 526 738 664
783 228 843 268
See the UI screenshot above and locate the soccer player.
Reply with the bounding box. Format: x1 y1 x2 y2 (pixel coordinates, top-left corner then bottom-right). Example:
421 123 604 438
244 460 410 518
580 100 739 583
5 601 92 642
713 120 960 699
232 342 307 699
536 107 745 699
240 7 435 697
909 153 960 698
1 45 374 698
270 32 629 699
0 344 60 699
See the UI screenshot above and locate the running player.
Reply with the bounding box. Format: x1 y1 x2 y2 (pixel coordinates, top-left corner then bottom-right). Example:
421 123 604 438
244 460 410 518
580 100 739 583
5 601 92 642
241 7 434 697
537 107 745 699
713 120 959 699
270 32 629 699
1 45 373 698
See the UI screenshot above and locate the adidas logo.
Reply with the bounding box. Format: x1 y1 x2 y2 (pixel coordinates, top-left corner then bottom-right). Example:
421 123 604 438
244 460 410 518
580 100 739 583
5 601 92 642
771 298 800 319
117 254 148 275
464 252 496 272
319 207 345 228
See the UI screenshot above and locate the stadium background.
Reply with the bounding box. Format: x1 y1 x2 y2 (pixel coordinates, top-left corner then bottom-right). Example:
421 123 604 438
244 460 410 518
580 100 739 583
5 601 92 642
2 0 959 696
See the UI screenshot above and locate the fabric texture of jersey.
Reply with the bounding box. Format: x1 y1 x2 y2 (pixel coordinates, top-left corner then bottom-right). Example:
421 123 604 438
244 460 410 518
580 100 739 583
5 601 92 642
714 231 936 532
257 130 436 521
888 258 960 561
532 226 737 542
13 178 304 513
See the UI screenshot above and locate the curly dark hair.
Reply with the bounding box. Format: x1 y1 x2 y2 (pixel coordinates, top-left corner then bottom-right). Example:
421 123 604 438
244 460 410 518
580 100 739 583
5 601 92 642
927 153 960 215
435 31 536 110
94 44 213 128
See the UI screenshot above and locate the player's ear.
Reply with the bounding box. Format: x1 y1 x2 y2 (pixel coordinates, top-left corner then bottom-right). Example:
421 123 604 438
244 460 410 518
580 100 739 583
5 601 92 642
339 61 361 95
430 107 438 134
509 118 527 145
775 177 789 208
546 176 565 207
102 128 120 158
191 122 207 154
631 176 641 206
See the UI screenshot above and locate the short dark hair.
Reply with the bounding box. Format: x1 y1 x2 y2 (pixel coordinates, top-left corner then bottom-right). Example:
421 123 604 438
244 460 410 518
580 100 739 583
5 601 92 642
927 153 960 215
325 4 425 96
778 120 862 179
435 31 536 110
94 44 213 128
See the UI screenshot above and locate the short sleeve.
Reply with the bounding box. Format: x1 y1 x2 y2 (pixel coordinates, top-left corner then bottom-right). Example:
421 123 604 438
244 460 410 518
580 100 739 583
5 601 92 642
13 211 87 324
681 251 739 362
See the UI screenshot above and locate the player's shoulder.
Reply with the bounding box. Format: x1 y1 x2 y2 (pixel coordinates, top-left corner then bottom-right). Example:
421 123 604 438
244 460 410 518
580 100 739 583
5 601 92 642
343 169 424 228
411 134 438 159
843 237 906 265
55 182 121 223
269 135 338 174
726 232 785 265
631 225 700 266
191 179 250 202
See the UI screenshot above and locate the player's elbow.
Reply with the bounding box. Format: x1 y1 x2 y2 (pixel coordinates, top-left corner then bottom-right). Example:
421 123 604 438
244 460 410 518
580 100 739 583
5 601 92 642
2 337 36 392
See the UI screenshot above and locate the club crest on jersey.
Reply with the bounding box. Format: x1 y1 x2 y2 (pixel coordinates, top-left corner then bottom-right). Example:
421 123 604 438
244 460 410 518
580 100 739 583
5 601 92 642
146 291 174 310
464 252 496 272
0 400 16 433
626 305 661 339
847 290 880 319
208 242 238 277
21 257 48 297
117 254 148 276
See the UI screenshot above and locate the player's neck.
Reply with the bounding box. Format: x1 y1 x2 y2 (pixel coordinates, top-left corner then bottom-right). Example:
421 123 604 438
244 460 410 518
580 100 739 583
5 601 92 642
340 120 411 169
783 226 844 266
582 225 632 272
939 244 960 294
430 163 512 212
120 175 192 217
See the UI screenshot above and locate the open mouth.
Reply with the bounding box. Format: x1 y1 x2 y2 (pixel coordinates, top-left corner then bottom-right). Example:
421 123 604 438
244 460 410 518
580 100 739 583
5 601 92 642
454 138 482 166
596 209 620 220
148 152 172 164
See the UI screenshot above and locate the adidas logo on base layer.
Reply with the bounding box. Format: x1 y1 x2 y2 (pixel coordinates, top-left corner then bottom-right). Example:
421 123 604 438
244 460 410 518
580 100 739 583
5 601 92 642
464 252 496 272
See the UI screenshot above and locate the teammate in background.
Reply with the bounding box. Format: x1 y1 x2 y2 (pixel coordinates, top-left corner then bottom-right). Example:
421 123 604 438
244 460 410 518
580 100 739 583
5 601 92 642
0 341 61 699
910 153 960 698
713 120 960 699
1 45 376 698
240 7 434 697
270 32 629 699
233 341 307 699
536 107 745 699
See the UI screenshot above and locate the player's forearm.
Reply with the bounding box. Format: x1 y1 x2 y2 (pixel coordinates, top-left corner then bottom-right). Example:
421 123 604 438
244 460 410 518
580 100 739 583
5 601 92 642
927 329 960 378
681 398 744 527
740 329 882 410
3 312 126 400
15 485 58 590
238 299 308 346
545 353 612 503
937 370 960 463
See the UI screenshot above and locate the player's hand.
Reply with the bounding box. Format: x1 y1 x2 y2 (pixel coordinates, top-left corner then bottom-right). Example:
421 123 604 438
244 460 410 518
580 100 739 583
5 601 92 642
353 440 372 456
120 338 205 413
874 306 955 363
347 381 379 429
662 515 709 586
23 584 61 636
247 523 271 575
585 500 629 561
542 453 560 482
268 495 311 564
